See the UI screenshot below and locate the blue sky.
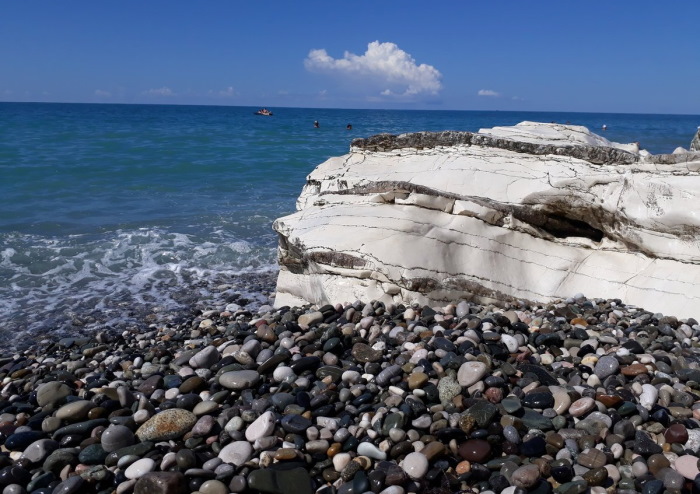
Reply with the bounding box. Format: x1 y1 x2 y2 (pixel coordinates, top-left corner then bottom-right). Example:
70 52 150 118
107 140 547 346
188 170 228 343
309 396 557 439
2 1 699 114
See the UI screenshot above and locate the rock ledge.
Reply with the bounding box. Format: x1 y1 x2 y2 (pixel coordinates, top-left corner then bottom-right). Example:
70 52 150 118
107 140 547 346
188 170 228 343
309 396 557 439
274 122 700 318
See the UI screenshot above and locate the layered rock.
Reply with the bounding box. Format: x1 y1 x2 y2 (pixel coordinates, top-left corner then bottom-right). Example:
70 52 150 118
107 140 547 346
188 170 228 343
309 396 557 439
273 122 700 318
692 127 700 152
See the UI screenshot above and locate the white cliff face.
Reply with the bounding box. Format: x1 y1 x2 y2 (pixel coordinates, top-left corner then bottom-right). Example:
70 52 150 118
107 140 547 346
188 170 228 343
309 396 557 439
273 122 700 318
692 127 700 152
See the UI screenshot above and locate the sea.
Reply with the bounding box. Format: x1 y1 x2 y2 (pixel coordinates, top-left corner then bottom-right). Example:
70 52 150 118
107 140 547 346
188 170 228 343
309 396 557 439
1 102 699 348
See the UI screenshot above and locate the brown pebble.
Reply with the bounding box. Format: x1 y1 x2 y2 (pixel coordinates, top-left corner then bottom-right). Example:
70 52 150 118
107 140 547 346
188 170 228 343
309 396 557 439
452 395 468 410
458 439 492 463
10 369 31 379
595 393 623 408
664 424 689 444
88 407 107 419
620 363 648 376
532 457 551 477
484 387 503 403
327 443 341 457
322 468 340 482
273 448 299 461
546 432 564 449
502 441 519 455
511 464 541 489
179 376 205 393
420 441 446 460
647 453 670 475
577 448 607 469
407 372 428 390
455 460 471 475
582 466 608 486
256 325 277 343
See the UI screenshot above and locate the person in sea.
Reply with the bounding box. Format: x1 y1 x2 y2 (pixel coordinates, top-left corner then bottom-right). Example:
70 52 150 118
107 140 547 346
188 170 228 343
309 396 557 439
314 121 320 128
347 124 352 130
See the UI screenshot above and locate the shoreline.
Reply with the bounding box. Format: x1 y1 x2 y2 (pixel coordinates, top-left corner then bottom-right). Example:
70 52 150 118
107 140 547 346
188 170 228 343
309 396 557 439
4 270 279 354
2 284 699 493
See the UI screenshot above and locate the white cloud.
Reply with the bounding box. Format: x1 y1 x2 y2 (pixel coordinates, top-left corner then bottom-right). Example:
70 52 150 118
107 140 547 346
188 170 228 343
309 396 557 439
94 89 111 97
304 41 442 98
218 86 235 97
478 89 501 97
208 86 236 97
143 87 175 97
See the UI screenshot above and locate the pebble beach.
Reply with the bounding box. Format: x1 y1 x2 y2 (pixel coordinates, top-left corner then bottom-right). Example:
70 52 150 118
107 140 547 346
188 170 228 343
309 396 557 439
3 286 700 494
4 104 700 494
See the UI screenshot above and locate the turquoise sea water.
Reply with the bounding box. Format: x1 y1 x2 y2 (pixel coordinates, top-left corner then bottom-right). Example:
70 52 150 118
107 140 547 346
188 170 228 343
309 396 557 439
1 102 699 345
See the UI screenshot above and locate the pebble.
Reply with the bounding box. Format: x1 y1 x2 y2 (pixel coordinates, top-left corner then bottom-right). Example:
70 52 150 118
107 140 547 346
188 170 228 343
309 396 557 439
189 345 220 368
639 383 659 410
593 355 619 379
218 370 261 390
357 442 387 460
36 381 72 408
199 479 228 494
125 458 156 479
511 464 541 489
577 448 608 469
457 361 488 387
245 411 276 442
458 439 492 463
135 409 197 441
55 400 93 421
0 290 695 494
133 472 186 494
101 424 135 452
20 438 57 463
673 454 700 480
568 397 595 417
402 452 429 479
219 441 253 467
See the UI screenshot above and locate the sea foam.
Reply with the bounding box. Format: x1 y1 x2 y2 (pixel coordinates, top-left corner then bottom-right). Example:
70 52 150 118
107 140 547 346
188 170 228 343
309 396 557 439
0 227 277 348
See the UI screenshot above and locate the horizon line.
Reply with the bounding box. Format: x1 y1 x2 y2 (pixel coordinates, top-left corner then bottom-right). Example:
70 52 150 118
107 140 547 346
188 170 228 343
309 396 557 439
1 100 700 118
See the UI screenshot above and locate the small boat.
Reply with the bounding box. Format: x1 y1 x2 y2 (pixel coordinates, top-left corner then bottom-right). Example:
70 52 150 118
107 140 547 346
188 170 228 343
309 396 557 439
254 108 273 116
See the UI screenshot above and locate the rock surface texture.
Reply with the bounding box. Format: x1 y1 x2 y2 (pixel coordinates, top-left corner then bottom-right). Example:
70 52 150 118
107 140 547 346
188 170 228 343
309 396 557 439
273 122 700 318
692 127 700 152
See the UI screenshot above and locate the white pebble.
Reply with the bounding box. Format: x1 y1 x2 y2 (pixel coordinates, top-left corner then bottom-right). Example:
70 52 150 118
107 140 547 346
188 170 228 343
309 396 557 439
501 334 519 353
133 410 150 424
273 366 295 382
124 458 155 479
639 383 658 410
245 411 276 442
402 451 429 479
333 452 351 472
357 442 387 460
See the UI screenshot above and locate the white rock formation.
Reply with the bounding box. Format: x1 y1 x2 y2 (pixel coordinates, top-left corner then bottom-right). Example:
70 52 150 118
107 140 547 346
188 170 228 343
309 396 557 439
273 122 700 318
692 127 700 152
